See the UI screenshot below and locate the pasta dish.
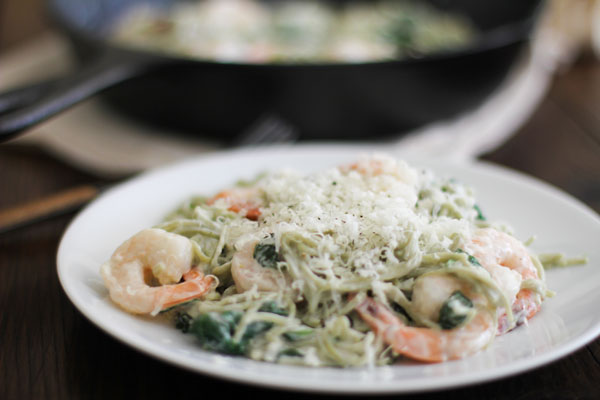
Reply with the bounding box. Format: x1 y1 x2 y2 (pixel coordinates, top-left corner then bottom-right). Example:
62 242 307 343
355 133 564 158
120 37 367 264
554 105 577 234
101 155 559 366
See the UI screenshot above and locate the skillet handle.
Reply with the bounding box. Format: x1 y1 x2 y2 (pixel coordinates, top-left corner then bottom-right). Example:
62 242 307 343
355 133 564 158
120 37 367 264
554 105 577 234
0 51 154 142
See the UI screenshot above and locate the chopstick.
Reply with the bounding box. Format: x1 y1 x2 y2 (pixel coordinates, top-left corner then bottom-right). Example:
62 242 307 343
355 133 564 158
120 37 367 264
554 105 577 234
0 184 101 234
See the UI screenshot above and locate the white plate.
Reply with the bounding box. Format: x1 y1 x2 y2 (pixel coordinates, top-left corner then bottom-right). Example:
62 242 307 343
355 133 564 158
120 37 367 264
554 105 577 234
57 144 600 394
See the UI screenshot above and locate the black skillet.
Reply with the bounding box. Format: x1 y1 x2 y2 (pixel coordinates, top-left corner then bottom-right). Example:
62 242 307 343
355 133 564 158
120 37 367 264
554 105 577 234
0 0 543 143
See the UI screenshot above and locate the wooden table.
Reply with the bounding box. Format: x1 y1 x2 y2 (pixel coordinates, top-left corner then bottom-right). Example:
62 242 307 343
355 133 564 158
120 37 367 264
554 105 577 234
1 50 599 399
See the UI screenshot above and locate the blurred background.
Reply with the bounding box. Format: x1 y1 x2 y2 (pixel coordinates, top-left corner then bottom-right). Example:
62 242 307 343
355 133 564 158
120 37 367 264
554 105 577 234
0 1 598 164
0 0 597 57
1 2 599 399
0 0 599 164
0 0 46 50
0 0 598 189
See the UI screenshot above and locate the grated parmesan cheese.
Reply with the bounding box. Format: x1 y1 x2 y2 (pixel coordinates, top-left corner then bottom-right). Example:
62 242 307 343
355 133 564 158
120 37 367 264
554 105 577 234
230 154 476 284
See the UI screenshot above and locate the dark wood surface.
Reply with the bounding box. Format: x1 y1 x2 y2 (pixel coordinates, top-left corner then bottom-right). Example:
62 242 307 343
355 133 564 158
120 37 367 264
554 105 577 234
0 0 46 50
1 51 600 400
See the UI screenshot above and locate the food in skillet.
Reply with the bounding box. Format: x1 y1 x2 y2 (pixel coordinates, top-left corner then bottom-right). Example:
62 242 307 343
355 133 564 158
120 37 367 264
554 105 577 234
100 155 565 366
111 0 476 63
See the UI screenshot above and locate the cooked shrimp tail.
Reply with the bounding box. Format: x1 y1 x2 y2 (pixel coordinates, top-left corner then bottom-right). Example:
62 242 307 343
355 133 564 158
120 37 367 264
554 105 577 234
497 289 541 333
161 269 215 310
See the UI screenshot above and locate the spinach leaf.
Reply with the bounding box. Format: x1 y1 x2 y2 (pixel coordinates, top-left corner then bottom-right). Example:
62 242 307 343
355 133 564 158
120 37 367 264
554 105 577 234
385 16 415 49
220 310 243 327
241 321 274 343
258 300 288 316
189 311 273 356
474 204 486 221
438 291 473 330
175 312 193 333
456 248 481 267
253 243 278 269
282 329 314 342
278 348 303 358
190 311 245 355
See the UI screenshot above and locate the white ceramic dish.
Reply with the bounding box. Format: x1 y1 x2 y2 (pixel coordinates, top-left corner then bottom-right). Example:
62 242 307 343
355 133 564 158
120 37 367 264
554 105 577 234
57 144 600 394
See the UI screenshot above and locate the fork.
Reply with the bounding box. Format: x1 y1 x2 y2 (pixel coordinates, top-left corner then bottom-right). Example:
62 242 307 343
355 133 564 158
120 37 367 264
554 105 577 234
231 114 299 146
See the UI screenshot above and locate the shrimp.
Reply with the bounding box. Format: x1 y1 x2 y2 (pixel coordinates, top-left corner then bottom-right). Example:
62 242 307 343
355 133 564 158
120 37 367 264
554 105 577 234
100 228 214 315
206 187 262 221
464 228 542 333
356 274 495 362
231 239 290 293
340 156 417 182
339 156 419 205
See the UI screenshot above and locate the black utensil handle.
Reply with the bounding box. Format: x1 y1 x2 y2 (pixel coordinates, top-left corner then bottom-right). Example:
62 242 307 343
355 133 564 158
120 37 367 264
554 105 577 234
0 79 62 114
0 52 153 142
